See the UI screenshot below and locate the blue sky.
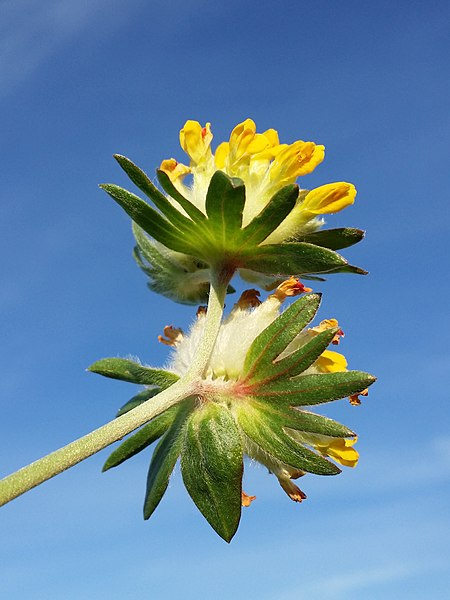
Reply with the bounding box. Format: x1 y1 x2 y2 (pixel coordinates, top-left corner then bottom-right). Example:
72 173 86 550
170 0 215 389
1 0 450 598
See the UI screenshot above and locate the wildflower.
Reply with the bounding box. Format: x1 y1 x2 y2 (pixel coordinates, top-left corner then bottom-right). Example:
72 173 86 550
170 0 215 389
100 119 366 304
90 279 375 541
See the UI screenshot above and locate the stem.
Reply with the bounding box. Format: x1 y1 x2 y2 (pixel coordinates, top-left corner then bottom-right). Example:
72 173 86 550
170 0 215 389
0 268 230 507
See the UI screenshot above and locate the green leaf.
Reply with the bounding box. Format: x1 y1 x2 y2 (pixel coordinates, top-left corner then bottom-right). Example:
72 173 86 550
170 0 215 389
298 228 365 250
156 169 207 223
240 184 299 246
88 358 179 388
114 155 197 233
236 403 340 475
243 294 321 381
116 388 160 417
205 171 246 248
144 400 193 519
249 399 355 438
99 183 195 254
181 402 243 542
262 327 339 383
241 242 363 276
254 371 376 407
103 405 179 471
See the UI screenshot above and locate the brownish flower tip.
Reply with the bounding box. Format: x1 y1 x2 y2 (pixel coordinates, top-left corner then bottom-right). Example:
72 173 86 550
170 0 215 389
332 328 345 345
270 277 312 302
158 325 184 346
349 388 369 406
236 289 261 309
241 491 257 507
196 305 207 317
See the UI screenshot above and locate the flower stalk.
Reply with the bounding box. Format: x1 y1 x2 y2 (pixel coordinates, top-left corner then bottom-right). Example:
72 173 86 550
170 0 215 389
0 268 231 508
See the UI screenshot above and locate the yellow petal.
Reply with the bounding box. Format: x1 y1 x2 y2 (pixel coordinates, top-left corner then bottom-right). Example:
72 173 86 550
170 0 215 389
317 438 359 468
302 182 356 215
269 140 325 184
179 120 213 165
229 118 257 160
159 158 191 181
315 349 347 373
214 141 229 169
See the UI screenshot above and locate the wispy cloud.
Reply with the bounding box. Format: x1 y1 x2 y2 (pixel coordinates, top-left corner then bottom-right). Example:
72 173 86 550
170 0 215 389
0 0 130 98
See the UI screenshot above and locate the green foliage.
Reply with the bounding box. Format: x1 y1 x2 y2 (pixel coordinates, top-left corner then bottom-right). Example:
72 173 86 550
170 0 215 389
181 402 243 542
87 358 179 388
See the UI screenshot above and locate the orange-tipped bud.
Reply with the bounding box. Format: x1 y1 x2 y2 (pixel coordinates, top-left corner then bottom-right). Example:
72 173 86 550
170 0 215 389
241 491 257 507
269 277 312 302
236 289 261 309
158 325 184 346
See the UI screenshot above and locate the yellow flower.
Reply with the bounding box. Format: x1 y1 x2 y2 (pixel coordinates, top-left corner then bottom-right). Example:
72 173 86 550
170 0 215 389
312 436 359 468
179 120 213 166
315 349 348 373
159 158 191 182
301 182 356 215
160 118 348 231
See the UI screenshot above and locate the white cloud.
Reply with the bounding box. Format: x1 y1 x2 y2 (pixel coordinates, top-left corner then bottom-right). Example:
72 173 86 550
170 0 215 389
0 0 129 97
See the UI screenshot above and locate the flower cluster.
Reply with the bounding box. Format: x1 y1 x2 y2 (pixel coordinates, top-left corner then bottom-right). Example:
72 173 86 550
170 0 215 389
161 119 356 243
91 279 374 541
101 119 366 304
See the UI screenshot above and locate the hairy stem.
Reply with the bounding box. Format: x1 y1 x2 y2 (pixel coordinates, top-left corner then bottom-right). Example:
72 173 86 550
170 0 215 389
0 268 230 507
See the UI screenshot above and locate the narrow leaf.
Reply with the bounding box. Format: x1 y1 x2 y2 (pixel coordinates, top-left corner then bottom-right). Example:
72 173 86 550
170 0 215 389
254 371 376 407
240 184 299 246
243 294 321 381
299 228 365 250
248 399 355 438
241 242 362 276
88 358 179 388
143 400 193 519
205 171 246 248
236 404 340 475
157 169 207 222
99 183 195 254
114 155 197 233
116 388 160 417
262 328 339 383
181 402 243 542
103 405 179 471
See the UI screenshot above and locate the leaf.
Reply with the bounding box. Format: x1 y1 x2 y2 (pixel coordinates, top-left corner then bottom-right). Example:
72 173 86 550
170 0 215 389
143 400 193 519
114 155 197 233
88 358 179 388
248 399 355 438
299 228 365 250
103 405 179 471
236 403 340 475
243 294 322 381
99 184 196 254
205 171 246 248
240 184 299 246
262 327 339 383
181 402 243 542
116 387 160 417
254 371 376 407
241 242 363 276
156 169 207 223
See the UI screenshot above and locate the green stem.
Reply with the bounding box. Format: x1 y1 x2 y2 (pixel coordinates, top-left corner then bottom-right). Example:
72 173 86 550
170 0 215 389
0 268 230 507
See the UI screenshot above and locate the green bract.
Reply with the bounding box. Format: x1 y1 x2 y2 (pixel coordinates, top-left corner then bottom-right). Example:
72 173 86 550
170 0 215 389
100 155 366 304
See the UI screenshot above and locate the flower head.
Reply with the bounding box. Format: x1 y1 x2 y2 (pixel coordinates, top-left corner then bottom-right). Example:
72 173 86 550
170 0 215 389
91 279 375 541
101 119 366 304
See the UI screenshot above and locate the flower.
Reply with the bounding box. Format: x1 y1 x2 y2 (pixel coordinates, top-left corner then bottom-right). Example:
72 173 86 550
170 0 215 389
160 118 353 238
92 279 375 541
101 119 366 304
